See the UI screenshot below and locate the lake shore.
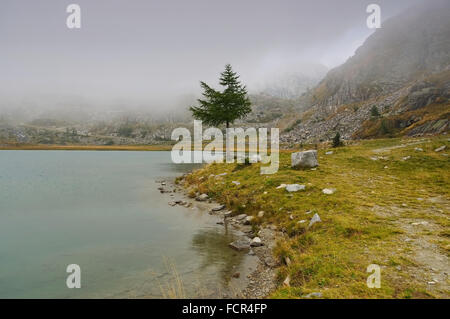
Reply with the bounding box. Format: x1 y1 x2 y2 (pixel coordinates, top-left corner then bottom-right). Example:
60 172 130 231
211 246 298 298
157 176 279 298
0 143 173 151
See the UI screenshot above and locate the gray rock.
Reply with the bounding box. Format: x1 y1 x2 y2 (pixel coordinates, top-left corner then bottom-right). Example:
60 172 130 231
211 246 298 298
244 216 254 225
322 188 336 195
229 238 250 251
196 193 209 201
286 184 306 192
236 214 247 220
250 237 263 247
223 211 233 218
435 145 446 152
291 150 319 169
325 151 333 155
211 204 226 211
305 292 322 298
308 213 322 228
257 211 265 218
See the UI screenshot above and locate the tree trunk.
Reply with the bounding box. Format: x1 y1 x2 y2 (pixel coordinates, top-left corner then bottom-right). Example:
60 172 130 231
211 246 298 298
226 121 229 128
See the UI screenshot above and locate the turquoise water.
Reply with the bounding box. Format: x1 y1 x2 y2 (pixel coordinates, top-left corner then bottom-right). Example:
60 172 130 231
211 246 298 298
0 151 244 298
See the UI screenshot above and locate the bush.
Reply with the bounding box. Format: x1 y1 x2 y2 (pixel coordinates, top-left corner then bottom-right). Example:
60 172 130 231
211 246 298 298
371 105 380 117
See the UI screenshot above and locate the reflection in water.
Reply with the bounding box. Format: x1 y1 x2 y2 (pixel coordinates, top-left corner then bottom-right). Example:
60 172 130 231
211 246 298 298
191 228 245 285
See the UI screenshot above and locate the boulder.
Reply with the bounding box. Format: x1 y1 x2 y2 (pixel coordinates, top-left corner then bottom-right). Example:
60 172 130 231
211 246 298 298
286 184 306 192
291 150 318 169
250 237 263 247
229 238 250 251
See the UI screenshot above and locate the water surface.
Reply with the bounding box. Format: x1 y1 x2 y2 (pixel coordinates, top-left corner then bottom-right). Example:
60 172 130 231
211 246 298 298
0 151 244 298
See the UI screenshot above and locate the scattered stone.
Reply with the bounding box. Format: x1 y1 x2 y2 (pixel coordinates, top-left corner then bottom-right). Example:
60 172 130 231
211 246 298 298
283 275 290 287
276 184 287 189
289 214 294 220
232 272 240 278
211 204 225 211
232 181 241 186
322 188 336 195
196 193 209 201
284 256 291 266
370 157 378 161
168 201 176 206
258 211 265 218
223 211 233 218
384 166 388 169
402 156 411 161
308 213 321 228
236 214 247 221
427 281 436 285
325 151 333 155
415 147 423 152
434 146 446 152
218 172 227 176
250 237 263 247
402 203 408 207
286 184 306 192
229 239 250 251
244 216 255 225
298 220 307 224
291 150 319 169
305 210 312 214
305 292 322 298
411 221 429 226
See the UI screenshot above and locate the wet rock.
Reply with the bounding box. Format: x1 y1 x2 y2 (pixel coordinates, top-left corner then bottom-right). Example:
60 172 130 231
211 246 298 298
291 150 319 169
229 238 250 251
286 184 306 192
223 211 233 218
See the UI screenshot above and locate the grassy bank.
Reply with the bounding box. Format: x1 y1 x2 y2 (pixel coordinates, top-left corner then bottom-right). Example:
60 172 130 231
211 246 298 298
180 135 449 298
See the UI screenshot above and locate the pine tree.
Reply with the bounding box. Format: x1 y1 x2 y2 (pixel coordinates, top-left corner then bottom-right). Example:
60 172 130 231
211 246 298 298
332 132 342 148
190 64 251 128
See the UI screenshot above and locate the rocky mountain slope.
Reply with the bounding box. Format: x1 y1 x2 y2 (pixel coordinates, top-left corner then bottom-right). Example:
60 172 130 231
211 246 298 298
282 1 450 144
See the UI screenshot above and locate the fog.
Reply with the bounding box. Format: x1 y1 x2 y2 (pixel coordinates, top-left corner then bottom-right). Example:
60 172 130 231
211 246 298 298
0 0 425 120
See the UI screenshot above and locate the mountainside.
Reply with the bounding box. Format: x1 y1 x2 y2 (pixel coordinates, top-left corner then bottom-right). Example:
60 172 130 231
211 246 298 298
282 1 450 144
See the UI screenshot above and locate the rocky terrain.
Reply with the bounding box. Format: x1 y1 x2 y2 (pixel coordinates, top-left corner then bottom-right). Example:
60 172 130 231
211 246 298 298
282 1 450 144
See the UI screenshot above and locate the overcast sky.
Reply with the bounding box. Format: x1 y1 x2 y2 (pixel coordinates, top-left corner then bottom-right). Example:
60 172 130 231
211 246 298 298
0 0 425 114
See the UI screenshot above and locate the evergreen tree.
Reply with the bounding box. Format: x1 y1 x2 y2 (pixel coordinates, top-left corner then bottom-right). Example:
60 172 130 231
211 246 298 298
190 64 251 128
371 105 380 117
332 132 342 148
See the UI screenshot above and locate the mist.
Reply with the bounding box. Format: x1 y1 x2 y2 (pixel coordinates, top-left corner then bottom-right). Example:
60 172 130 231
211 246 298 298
0 0 425 121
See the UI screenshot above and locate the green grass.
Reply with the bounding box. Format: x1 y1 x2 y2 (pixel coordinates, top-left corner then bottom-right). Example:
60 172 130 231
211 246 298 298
181 135 449 298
